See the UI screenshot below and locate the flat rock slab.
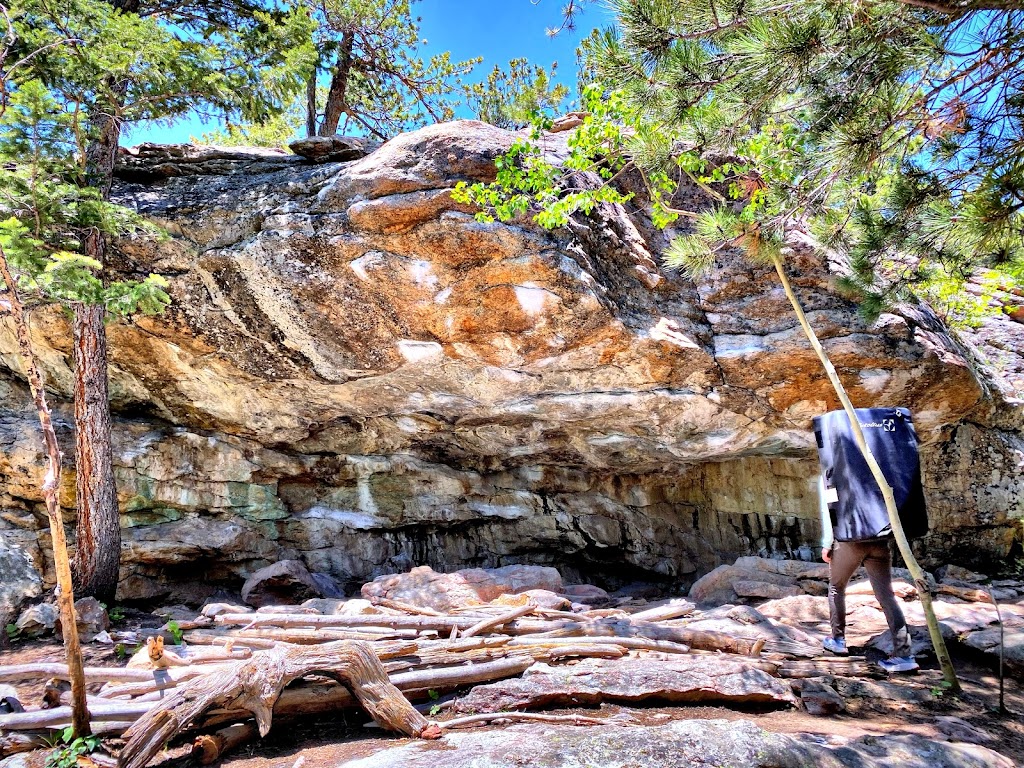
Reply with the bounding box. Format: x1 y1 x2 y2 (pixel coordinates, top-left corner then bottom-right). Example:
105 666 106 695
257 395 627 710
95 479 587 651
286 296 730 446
361 565 563 612
449 656 797 714
336 720 1015 768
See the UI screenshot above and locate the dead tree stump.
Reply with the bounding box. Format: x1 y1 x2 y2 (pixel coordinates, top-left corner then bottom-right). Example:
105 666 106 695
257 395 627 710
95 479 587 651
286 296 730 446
117 640 434 768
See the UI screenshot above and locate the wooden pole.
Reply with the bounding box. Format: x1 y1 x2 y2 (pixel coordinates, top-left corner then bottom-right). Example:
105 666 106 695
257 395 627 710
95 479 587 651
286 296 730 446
0 244 92 734
771 252 959 691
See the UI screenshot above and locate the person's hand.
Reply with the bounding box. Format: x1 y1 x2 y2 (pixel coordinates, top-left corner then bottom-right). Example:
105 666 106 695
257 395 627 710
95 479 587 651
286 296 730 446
822 547 832 563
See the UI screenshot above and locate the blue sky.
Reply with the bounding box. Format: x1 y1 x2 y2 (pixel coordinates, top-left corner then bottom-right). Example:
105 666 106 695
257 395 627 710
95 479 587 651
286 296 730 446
124 0 613 146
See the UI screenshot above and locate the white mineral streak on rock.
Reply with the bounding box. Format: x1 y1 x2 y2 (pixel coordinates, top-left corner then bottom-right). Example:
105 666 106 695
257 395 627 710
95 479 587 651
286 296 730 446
513 283 558 316
302 507 380 530
649 317 700 349
397 340 444 363
858 368 891 394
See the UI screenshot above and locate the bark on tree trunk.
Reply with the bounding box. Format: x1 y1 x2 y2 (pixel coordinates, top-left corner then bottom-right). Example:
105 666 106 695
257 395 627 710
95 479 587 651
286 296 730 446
71 301 119 605
770 251 960 692
0 245 91 738
72 67 124 604
318 30 354 136
305 66 318 138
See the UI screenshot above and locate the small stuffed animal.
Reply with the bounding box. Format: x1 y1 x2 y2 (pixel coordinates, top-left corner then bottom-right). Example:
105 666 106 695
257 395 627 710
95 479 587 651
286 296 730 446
127 636 192 669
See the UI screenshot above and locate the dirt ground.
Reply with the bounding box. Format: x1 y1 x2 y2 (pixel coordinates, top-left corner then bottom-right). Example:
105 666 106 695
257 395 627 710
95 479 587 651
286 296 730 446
3 619 1022 768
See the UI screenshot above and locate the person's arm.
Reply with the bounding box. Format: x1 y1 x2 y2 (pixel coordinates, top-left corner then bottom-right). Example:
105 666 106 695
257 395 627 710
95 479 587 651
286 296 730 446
818 475 833 563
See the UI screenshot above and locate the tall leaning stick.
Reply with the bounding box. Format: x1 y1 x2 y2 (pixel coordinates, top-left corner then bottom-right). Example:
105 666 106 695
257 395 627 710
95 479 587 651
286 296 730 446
0 244 92 735
772 251 959 692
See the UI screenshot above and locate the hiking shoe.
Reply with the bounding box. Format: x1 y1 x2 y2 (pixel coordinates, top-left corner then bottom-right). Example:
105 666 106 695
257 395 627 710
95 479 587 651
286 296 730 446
823 637 848 655
879 656 919 673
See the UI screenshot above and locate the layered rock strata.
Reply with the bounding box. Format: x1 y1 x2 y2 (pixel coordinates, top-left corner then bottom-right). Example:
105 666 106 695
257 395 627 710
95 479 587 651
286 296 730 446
0 121 1021 607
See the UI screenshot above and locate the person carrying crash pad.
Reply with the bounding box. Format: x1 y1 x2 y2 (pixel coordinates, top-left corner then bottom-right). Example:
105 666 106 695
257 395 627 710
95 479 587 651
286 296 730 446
813 407 929 674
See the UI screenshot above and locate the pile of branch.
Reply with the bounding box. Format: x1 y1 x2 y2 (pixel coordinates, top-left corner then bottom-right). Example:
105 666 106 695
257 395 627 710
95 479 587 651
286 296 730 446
0 598 854 767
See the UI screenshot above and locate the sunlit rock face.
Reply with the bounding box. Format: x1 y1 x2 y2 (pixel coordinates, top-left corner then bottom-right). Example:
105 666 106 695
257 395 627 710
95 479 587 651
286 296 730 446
0 121 1020 603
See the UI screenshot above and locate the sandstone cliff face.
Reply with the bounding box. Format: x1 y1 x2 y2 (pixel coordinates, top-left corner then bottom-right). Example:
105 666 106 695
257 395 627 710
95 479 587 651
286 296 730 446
0 121 1021 605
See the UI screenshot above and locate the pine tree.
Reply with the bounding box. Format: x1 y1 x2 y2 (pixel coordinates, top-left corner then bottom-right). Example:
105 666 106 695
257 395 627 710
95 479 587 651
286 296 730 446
1 0 313 603
0 6 91 736
467 58 569 130
305 0 480 138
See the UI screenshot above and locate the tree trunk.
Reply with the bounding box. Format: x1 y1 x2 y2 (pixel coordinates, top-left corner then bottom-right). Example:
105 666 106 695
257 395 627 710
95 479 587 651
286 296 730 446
305 66 318 138
318 30 354 136
770 252 960 692
71 301 119 605
0 245 91 737
72 56 125 604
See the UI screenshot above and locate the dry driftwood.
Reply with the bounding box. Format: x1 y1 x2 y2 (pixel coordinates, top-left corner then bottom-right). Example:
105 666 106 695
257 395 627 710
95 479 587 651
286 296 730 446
369 598 445 616
191 723 259 765
117 640 437 768
935 583 993 603
211 613 758 655
778 658 881 679
461 604 536 638
0 701 154 730
0 664 162 684
629 602 696 622
508 636 691 654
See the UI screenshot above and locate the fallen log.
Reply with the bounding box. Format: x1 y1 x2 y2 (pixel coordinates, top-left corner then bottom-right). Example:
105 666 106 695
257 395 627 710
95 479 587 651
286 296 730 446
0 701 154 730
0 665 161 684
537 618 764 656
117 640 436 768
99 666 237 699
199 655 537 730
0 649 639 755
461 604 536 639
629 601 696 622
369 598 444 617
183 631 279 650
508 636 690 654
211 613 761 656
0 721 136 759
191 723 259 765
935 584 993 603
213 613 484 631
778 659 882 679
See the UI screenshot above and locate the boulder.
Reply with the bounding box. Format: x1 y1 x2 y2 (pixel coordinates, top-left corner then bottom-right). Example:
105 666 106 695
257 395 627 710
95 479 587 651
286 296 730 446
733 580 804 599
333 599 385 616
287 135 380 163
0 118 1018 603
936 564 988 584
14 603 58 638
561 584 612 606
934 716 996 745
201 602 252 618
0 537 42 629
450 657 797 714
302 597 346 614
689 564 799 605
54 597 109 643
361 565 563 612
241 560 324 608
795 677 846 715
335 719 1015 768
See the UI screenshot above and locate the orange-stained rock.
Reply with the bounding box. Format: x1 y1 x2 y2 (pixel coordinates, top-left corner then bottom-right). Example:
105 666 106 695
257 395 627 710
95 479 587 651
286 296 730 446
0 122 1020 609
